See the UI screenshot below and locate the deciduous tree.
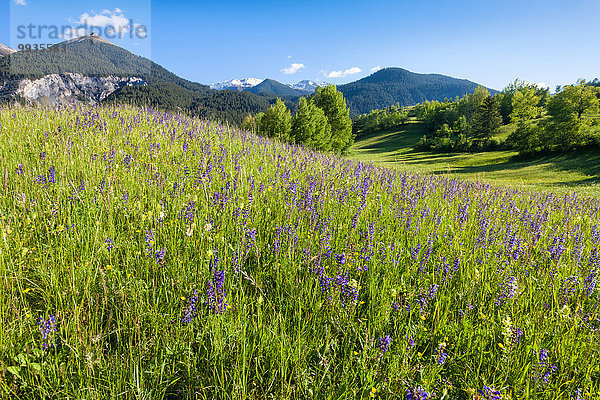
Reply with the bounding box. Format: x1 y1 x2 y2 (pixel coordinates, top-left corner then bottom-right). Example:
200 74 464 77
259 99 292 141
313 85 354 152
292 97 332 151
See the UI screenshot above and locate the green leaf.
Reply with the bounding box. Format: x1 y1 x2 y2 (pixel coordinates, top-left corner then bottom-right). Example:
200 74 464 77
15 353 28 366
7 366 21 378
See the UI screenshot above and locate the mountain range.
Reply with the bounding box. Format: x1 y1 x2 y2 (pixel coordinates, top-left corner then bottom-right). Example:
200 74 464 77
209 69 495 115
210 78 264 91
0 35 496 121
0 35 276 123
210 78 324 94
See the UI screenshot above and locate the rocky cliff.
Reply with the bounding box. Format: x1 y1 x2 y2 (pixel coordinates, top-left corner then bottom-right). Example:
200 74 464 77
7 73 146 105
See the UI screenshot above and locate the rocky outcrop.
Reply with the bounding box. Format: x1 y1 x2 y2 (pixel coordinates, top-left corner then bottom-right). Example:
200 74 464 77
12 73 145 105
0 43 16 57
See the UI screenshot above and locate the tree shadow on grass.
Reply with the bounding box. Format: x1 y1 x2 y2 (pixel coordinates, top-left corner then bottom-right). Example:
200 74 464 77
354 125 600 190
354 125 424 155
432 152 600 189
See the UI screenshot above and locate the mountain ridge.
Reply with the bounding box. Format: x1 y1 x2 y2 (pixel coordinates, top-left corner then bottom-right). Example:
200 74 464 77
210 77 264 91
1 35 498 122
209 69 495 115
0 35 275 123
339 67 497 115
245 78 309 97
210 77 326 94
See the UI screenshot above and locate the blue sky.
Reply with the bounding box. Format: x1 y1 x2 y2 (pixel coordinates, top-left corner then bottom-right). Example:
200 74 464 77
2 0 599 90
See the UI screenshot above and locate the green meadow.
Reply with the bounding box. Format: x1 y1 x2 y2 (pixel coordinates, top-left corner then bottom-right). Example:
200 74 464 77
351 122 600 197
1 106 599 400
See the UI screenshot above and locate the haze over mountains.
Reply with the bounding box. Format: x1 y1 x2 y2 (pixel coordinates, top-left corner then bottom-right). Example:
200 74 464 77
0 35 495 120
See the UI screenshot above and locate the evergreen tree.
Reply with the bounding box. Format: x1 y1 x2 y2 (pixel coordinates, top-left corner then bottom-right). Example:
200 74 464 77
292 97 332 150
470 96 502 140
313 85 354 152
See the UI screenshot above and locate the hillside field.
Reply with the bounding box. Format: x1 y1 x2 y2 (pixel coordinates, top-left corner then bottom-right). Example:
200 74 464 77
351 122 600 197
1 106 600 399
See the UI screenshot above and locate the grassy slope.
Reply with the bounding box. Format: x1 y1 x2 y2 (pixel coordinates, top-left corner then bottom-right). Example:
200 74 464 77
2 106 600 398
351 122 600 197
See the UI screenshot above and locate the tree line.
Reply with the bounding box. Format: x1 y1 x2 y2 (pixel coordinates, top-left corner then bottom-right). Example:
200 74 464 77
242 85 354 153
352 104 410 136
408 79 599 154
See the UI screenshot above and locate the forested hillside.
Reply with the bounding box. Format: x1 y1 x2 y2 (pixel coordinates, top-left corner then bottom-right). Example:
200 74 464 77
0 36 277 124
339 67 494 115
104 82 273 124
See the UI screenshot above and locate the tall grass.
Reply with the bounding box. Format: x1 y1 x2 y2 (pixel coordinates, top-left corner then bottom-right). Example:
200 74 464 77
0 105 599 399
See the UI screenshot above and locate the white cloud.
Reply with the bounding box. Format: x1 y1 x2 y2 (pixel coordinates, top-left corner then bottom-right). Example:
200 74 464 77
282 63 305 75
287 55 292 59
60 8 147 40
536 82 550 90
370 65 382 73
78 9 130 33
13 0 27 5
323 67 362 79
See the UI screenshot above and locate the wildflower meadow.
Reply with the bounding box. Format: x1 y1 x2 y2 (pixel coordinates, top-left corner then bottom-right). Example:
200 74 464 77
1 105 599 399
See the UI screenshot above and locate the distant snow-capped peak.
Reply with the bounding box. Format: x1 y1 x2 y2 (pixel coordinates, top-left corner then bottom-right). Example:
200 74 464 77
290 80 326 92
210 78 264 91
210 78 328 93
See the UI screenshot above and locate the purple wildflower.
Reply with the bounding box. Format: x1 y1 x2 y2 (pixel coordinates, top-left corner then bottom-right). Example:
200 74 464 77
495 276 518 306
48 166 56 184
335 272 358 307
478 386 502 400
38 315 57 349
245 228 257 250
406 387 429 400
410 244 421 261
534 349 557 384
435 344 448 365
207 254 228 314
378 334 392 355
511 327 523 345
154 247 166 266
182 290 199 324
145 229 155 254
